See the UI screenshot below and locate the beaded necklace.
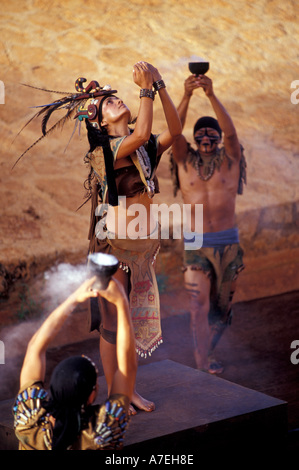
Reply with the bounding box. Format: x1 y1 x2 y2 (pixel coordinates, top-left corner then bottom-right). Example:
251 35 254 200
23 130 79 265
187 147 224 181
136 145 151 179
170 143 246 197
136 144 156 197
194 154 216 181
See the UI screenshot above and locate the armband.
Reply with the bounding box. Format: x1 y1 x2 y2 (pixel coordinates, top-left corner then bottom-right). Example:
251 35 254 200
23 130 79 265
153 79 166 91
139 88 155 100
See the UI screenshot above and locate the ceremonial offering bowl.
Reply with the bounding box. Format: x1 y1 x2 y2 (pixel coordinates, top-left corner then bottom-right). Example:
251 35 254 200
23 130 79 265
88 253 119 290
188 62 209 75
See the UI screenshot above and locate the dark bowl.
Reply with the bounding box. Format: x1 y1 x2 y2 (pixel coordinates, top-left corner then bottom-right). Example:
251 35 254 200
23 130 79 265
88 253 119 290
188 62 209 75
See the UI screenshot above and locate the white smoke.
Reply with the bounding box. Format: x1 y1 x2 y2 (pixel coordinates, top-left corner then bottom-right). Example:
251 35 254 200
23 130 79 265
43 262 89 308
0 262 91 400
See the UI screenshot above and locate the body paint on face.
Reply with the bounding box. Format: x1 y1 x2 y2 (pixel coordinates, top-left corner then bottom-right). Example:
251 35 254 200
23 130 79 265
194 128 219 146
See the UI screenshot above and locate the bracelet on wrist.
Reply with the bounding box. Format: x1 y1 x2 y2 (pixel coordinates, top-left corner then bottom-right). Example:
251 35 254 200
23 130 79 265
139 88 156 100
153 79 166 91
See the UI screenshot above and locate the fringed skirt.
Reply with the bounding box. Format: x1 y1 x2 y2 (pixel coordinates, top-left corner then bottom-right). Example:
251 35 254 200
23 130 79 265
89 224 162 358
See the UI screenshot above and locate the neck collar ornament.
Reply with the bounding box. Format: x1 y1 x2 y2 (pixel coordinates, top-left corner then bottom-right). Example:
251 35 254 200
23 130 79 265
189 148 224 181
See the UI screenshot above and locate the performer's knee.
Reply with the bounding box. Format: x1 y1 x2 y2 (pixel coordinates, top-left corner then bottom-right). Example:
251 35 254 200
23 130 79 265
184 267 211 304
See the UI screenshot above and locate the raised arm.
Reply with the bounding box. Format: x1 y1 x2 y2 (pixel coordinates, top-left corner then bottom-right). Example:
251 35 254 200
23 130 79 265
197 75 241 160
147 64 182 155
115 61 154 159
117 62 182 159
19 277 99 389
99 279 137 400
177 75 201 129
171 75 201 163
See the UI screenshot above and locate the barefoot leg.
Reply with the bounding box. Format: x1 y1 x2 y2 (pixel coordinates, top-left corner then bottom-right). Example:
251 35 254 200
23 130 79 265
100 268 155 411
184 267 211 371
131 389 155 412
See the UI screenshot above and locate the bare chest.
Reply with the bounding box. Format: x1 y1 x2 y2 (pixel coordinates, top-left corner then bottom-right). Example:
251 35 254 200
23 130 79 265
178 159 240 200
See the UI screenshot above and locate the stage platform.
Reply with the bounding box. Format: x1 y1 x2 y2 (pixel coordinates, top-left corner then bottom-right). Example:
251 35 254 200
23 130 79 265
0 359 287 452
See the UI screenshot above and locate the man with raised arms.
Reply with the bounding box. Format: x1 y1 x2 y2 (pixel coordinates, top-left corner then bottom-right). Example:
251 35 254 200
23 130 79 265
170 73 246 373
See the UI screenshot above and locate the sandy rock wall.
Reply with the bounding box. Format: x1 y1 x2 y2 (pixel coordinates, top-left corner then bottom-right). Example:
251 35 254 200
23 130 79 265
0 0 298 302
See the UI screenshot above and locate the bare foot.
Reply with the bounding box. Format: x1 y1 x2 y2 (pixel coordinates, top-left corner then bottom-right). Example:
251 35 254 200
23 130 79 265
128 404 138 416
195 352 224 374
131 390 155 412
194 349 209 371
207 355 224 374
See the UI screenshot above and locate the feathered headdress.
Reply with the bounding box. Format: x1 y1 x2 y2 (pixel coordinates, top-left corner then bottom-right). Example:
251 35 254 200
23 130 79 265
12 77 117 169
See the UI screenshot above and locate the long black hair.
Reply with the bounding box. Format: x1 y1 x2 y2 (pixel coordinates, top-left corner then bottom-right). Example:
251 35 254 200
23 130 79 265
45 356 97 450
83 119 119 206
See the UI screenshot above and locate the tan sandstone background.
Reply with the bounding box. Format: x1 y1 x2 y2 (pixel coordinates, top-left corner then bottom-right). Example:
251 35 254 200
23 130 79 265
0 0 298 325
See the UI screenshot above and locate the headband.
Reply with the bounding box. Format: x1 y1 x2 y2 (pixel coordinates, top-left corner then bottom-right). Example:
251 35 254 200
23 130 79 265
73 78 117 127
193 116 222 138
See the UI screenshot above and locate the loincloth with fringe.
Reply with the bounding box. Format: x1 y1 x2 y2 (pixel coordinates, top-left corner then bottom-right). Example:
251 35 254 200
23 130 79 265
89 225 162 358
183 227 245 326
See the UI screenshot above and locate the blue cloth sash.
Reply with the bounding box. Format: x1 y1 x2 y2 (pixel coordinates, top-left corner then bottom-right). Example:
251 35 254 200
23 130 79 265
184 227 239 250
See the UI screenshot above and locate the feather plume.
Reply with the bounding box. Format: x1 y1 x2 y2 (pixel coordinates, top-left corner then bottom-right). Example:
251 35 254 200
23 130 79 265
20 83 73 95
12 98 87 169
12 105 52 144
12 77 113 168
12 81 80 145
41 100 69 136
